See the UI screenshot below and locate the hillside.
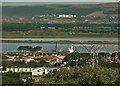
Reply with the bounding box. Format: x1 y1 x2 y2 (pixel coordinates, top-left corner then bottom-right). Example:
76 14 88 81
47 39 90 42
2 3 118 17
2 3 118 38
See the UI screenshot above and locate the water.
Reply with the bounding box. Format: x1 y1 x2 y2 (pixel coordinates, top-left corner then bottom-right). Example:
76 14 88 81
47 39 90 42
2 2 106 6
2 43 71 53
2 43 118 54
1 38 118 42
1 38 119 54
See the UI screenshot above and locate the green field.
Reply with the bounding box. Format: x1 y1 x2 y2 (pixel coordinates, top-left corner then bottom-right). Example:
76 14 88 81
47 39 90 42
2 30 118 38
2 23 118 38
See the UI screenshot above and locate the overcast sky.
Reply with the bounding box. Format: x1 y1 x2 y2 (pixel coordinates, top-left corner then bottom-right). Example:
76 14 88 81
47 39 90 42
1 0 119 2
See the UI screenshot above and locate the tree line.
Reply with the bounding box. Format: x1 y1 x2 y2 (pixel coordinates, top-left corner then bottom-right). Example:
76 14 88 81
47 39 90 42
34 65 120 85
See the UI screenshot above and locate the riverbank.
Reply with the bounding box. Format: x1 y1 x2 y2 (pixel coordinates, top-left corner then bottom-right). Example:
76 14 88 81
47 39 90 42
1 40 119 44
1 36 118 38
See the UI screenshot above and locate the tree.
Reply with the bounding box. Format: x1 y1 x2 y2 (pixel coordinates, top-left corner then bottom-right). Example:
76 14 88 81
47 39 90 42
34 65 120 85
2 72 24 85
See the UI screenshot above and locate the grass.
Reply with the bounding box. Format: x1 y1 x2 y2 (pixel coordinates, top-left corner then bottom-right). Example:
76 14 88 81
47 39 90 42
2 30 118 38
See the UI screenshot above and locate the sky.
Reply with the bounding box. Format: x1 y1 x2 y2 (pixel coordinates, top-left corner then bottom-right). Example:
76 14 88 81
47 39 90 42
1 0 120 2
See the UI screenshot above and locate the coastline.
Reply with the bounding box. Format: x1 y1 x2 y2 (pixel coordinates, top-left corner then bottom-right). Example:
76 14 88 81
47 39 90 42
1 36 118 39
1 40 119 44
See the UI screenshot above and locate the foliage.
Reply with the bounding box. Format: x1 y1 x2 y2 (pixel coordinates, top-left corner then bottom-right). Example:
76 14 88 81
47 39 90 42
100 62 120 68
63 52 120 68
2 60 54 69
2 23 118 38
3 5 101 16
27 60 54 68
63 52 90 67
2 60 26 68
2 72 24 85
34 65 120 85
2 55 9 59
3 71 20 78
44 69 58 78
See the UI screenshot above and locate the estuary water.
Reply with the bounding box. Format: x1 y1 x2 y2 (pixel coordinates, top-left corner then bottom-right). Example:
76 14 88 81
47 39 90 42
2 2 106 6
1 38 119 54
2 43 118 54
1 38 118 42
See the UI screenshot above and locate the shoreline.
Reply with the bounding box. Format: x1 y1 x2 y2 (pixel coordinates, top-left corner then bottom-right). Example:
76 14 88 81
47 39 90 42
1 36 118 38
1 40 119 44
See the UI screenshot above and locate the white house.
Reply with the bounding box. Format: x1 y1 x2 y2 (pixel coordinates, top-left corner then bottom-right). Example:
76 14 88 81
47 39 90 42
32 67 60 76
25 59 35 64
59 14 76 18
6 67 33 73
6 67 60 76
32 67 46 76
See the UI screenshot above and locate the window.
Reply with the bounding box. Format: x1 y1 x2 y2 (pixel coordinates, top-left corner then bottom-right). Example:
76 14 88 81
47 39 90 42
43 72 45 74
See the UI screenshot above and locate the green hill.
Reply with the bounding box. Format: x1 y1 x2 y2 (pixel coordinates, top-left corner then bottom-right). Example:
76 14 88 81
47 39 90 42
2 3 118 17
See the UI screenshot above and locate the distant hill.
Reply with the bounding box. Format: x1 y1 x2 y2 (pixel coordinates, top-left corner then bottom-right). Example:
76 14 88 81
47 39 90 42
2 3 118 17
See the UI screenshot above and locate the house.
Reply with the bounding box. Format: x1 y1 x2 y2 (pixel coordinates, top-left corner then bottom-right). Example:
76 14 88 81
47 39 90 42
32 77 41 82
59 14 76 18
21 79 27 82
40 27 45 29
25 59 35 64
32 67 60 76
0 66 7 73
5 67 60 76
6 67 33 73
32 67 47 76
48 27 55 29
